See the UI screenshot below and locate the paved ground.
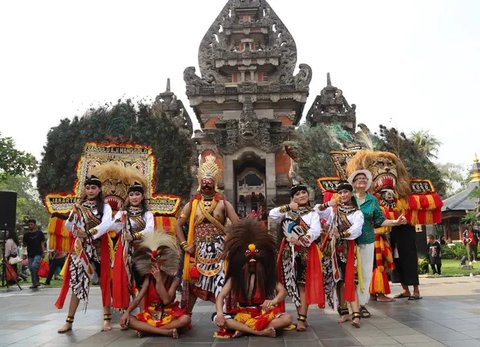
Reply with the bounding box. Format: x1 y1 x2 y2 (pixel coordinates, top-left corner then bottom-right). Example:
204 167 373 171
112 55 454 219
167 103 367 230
1 276 480 347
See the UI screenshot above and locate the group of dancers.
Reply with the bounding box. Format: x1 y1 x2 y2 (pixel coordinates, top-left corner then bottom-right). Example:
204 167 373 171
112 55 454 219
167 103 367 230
54 162 408 338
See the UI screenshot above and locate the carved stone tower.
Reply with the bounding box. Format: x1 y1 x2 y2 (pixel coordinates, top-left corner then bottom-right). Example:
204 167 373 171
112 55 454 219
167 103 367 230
306 73 356 132
184 0 312 214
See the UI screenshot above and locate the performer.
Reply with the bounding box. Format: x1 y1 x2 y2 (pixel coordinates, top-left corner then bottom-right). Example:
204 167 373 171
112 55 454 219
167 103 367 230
119 233 191 338
213 219 293 338
112 181 154 310
269 184 323 332
347 170 407 319
315 181 364 328
56 175 114 333
175 155 239 314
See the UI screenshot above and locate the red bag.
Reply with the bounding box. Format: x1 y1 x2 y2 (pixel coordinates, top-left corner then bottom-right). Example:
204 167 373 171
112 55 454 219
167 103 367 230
37 259 49 278
6 263 18 282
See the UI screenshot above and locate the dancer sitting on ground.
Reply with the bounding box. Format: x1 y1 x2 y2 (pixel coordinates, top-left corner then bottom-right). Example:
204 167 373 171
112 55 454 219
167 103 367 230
213 219 293 338
119 232 191 338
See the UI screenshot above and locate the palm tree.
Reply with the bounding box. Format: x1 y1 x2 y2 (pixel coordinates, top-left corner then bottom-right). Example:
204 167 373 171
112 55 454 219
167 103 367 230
409 130 442 160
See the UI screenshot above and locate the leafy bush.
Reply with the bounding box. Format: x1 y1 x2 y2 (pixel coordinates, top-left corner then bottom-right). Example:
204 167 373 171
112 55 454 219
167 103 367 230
418 257 429 274
441 243 467 260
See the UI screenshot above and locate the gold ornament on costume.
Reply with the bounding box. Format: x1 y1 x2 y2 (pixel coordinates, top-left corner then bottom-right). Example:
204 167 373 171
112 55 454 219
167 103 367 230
198 155 220 182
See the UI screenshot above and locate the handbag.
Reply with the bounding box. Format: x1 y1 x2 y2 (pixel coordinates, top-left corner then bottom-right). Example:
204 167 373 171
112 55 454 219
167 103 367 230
37 259 49 278
6 263 18 282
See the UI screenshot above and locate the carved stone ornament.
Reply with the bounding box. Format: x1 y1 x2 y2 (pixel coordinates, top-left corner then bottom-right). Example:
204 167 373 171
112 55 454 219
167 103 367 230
152 78 193 136
306 73 356 130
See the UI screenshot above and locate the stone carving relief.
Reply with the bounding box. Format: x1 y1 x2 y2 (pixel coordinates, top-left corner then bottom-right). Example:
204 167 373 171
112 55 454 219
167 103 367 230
306 73 356 129
152 80 193 136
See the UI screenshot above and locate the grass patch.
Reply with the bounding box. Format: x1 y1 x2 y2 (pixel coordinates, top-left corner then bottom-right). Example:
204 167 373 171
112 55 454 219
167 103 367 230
424 259 480 277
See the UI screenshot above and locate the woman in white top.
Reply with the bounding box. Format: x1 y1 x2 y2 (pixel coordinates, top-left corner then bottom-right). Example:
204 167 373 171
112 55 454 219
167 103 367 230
269 184 321 332
111 181 154 310
315 180 364 328
56 175 113 333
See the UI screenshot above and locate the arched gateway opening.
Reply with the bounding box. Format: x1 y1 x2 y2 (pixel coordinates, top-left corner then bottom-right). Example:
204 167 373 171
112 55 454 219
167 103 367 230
233 151 266 219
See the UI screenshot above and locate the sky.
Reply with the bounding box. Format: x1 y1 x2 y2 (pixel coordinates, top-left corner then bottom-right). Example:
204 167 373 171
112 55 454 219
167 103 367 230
1 0 479 172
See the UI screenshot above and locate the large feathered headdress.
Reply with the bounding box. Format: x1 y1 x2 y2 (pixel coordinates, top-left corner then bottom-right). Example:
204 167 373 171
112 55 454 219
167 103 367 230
224 218 277 300
133 232 180 277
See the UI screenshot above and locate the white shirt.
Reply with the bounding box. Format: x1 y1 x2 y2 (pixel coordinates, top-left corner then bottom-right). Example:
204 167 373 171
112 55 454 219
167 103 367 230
112 210 154 236
269 206 321 246
66 203 113 240
314 205 363 240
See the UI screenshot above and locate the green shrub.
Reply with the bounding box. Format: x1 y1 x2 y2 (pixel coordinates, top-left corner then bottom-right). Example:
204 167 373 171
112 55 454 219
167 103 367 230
441 243 467 260
418 257 429 274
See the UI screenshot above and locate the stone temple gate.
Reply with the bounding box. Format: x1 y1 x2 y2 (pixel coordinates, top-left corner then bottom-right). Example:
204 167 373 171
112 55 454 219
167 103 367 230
183 0 312 215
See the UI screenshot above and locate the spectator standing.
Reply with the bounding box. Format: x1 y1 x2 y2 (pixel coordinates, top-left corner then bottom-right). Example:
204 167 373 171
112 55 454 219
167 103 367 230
426 235 442 275
22 219 45 289
463 224 479 264
45 250 67 285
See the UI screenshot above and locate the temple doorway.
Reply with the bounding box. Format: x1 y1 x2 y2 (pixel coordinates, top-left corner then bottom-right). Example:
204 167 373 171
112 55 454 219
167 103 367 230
233 151 266 219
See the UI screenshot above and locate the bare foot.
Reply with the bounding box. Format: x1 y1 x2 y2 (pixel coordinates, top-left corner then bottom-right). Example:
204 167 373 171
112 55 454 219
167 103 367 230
102 320 112 332
296 320 308 331
376 294 394 302
172 328 178 339
337 315 349 324
57 322 72 334
351 317 361 328
261 327 276 337
232 330 244 338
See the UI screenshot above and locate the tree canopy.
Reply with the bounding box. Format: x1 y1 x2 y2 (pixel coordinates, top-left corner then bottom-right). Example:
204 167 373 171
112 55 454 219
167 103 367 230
0 175 49 228
37 99 195 200
0 133 38 183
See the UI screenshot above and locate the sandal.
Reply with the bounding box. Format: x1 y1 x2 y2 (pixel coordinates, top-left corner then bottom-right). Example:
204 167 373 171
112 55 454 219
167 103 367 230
58 316 74 334
360 306 371 318
102 313 112 332
351 312 361 328
337 307 349 323
394 292 411 299
408 294 423 300
296 314 308 331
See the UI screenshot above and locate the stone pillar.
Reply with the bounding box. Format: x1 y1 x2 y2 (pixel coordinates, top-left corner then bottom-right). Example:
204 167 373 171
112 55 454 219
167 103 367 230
265 153 276 206
223 155 235 203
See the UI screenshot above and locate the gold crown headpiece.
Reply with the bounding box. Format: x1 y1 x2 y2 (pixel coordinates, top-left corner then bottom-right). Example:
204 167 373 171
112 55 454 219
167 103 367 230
198 155 220 181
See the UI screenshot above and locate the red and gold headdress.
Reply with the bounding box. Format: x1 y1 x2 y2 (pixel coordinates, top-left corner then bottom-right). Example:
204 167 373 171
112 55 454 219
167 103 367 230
197 154 220 189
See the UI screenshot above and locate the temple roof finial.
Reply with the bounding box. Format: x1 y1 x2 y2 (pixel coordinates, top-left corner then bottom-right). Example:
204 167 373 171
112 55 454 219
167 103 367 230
327 72 331 87
166 78 171 92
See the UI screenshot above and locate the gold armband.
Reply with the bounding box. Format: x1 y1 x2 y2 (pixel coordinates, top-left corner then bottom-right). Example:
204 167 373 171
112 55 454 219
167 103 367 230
180 241 188 251
339 230 351 239
279 205 291 213
132 232 143 241
86 228 98 238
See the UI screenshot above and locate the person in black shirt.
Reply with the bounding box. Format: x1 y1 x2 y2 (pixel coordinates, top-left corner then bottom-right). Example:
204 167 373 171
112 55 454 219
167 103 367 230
22 219 45 288
427 234 442 275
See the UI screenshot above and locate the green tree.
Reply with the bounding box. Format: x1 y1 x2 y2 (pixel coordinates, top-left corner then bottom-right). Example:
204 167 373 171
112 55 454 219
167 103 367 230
0 133 38 183
436 162 469 197
0 175 49 228
409 130 442 160
37 99 195 200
